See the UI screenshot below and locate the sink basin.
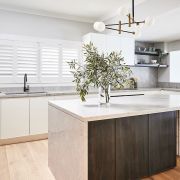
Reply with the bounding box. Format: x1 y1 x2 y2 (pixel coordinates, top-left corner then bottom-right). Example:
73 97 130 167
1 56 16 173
5 91 47 95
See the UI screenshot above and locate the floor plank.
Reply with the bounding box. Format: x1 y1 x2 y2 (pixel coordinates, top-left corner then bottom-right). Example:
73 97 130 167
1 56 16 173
0 141 54 180
0 146 10 180
1 140 180 180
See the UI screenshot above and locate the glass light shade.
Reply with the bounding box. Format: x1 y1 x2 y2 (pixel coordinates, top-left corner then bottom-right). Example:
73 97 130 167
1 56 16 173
93 22 105 32
145 17 155 27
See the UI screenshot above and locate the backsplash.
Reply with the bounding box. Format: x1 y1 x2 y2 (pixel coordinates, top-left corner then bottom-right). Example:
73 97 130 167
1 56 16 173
158 82 180 89
131 67 158 88
0 67 159 92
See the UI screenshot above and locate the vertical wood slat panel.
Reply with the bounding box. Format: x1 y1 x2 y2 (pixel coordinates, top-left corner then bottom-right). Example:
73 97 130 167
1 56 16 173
177 111 180 156
116 115 149 180
88 111 177 180
88 120 116 180
149 111 176 175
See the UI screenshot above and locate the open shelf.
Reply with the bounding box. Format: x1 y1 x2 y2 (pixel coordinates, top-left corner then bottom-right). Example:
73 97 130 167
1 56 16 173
134 64 168 68
135 51 159 56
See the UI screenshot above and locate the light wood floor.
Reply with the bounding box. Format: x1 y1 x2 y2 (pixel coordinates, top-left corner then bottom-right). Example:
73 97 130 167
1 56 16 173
0 140 55 180
0 140 180 180
143 158 180 180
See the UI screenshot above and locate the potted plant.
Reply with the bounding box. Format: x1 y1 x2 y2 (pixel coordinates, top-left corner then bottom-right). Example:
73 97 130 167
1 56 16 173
68 42 132 104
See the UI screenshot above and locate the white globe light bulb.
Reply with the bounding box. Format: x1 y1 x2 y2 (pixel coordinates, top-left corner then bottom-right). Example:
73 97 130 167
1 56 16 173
145 17 155 27
93 22 105 32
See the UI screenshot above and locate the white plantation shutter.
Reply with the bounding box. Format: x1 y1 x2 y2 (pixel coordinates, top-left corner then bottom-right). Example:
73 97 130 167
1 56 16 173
0 40 14 83
0 37 82 84
40 44 60 82
62 42 82 81
16 43 38 78
62 48 78 78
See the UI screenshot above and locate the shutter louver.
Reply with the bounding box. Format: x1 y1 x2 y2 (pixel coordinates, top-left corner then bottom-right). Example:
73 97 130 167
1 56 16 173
62 48 79 78
41 46 59 78
17 44 38 77
0 43 14 77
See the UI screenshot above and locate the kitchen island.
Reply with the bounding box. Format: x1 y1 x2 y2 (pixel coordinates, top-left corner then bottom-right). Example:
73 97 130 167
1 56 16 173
48 94 180 180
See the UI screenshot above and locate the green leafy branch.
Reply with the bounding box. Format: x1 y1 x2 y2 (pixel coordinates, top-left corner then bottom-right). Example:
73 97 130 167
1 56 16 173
68 42 133 101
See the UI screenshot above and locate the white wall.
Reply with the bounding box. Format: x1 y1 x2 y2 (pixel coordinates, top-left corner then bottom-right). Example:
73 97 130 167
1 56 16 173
0 9 93 41
167 40 180 52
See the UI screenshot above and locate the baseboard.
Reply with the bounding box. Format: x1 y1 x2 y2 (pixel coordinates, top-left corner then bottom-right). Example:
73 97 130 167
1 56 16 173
0 133 48 146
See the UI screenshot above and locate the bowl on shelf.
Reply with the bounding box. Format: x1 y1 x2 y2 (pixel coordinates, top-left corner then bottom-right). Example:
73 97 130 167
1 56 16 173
151 60 158 64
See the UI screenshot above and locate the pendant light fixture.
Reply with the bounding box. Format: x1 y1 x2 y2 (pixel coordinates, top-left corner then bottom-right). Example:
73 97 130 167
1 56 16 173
93 0 155 36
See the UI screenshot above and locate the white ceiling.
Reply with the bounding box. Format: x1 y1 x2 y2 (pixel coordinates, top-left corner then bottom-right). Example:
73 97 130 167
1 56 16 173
0 0 180 42
0 0 138 22
134 0 180 42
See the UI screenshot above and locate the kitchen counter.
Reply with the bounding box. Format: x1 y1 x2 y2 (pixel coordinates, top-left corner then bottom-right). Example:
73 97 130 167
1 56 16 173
49 94 180 121
48 92 179 180
0 90 81 98
0 87 172 99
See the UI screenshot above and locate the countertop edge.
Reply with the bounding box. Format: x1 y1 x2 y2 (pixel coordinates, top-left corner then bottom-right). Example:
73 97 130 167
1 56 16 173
48 100 180 122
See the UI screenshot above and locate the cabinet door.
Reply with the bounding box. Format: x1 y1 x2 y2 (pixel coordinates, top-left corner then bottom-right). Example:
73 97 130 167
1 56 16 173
116 115 149 179
120 37 135 66
88 120 116 180
106 35 135 65
106 35 121 54
83 33 106 54
149 111 176 175
0 98 29 139
30 97 54 135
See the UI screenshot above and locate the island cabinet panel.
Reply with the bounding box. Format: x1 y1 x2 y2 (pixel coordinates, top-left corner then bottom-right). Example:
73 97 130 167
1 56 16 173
149 111 176 175
116 115 149 180
88 120 116 180
87 111 176 180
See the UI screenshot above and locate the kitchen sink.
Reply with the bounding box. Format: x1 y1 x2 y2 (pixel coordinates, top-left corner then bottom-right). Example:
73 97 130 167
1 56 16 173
5 91 47 95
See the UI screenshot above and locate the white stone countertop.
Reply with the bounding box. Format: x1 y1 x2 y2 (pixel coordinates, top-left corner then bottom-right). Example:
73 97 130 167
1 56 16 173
49 94 180 122
0 88 161 99
1 87 180 99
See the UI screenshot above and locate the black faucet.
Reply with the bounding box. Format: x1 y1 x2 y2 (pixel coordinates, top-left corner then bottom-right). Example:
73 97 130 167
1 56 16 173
24 74 29 92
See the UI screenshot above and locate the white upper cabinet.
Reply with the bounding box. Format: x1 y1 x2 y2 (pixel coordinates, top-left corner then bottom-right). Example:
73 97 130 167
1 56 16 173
83 33 106 54
120 37 135 66
158 51 180 83
169 51 180 82
83 33 135 66
106 35 121 54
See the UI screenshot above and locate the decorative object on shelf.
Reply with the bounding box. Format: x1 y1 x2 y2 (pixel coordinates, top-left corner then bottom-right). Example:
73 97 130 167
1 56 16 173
68 43 132 104
93 0 155 36
151 60 157 64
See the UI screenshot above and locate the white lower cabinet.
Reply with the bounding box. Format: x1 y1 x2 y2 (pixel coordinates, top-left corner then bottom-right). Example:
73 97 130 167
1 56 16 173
29 97 54 135
0 98 29 139
0 94 96 139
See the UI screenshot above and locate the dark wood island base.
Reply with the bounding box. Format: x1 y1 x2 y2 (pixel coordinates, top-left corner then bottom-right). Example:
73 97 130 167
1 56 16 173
88 111 176 180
